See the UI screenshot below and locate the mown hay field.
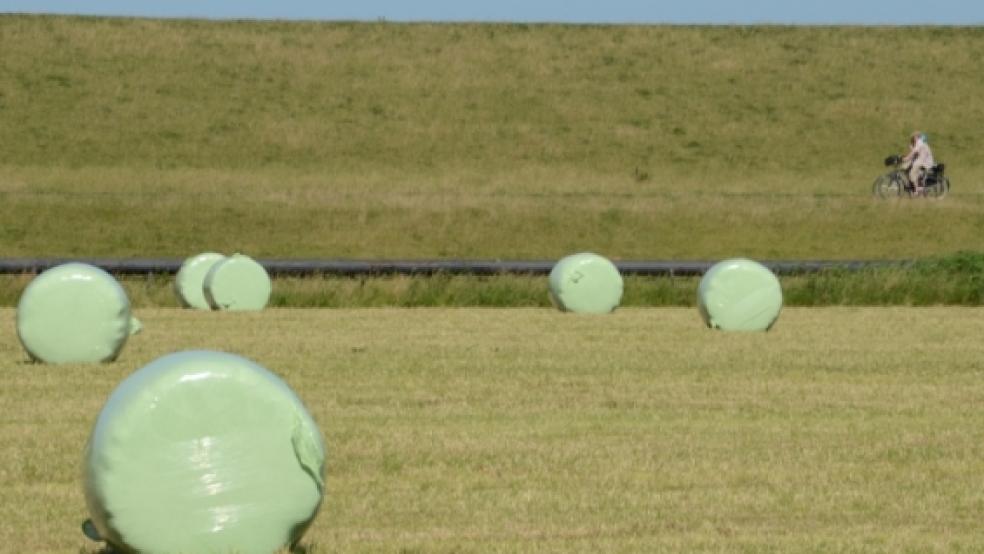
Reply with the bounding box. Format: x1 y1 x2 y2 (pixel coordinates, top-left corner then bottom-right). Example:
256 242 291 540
2 307 983 553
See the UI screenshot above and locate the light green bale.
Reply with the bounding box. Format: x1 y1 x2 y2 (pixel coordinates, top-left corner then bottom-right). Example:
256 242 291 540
549 252 623 314
697 258 783 331
16 262 140 363
83 350 326 554
174 252 227 310
204 254 272 311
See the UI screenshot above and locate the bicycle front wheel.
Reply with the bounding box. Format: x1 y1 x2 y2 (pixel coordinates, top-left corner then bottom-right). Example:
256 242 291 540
872 172 903 198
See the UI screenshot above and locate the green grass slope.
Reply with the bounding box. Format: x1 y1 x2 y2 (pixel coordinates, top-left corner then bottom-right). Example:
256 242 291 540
1 16 982 259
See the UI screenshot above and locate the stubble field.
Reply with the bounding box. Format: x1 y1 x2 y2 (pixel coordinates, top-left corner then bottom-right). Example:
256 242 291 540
3 307 983 553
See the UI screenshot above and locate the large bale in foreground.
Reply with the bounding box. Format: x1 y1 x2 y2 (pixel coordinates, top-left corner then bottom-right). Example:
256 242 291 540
83 350 325 554
174 252 227 310
698 258 783 331
549 252 623 314
16 262 140 363
204 254 272 311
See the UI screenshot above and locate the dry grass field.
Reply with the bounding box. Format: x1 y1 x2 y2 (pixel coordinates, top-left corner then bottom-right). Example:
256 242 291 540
2 307 983 552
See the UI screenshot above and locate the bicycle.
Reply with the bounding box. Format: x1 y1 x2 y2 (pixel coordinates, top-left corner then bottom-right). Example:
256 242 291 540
872 155 950 199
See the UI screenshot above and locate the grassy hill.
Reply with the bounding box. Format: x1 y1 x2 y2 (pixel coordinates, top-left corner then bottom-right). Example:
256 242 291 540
1 15 983 259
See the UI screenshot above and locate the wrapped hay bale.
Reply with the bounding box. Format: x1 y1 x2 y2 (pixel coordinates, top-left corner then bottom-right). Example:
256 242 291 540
204 254 272 311
174 252 227 310
697 258 782 331
83 350 325 554
549 252 623 314
16 262 140 363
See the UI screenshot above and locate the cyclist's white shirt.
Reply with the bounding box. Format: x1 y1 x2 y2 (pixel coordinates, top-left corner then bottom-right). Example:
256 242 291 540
905 141 935 168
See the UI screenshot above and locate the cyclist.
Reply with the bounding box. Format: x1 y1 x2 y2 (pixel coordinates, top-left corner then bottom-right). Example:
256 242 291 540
902 131 935 194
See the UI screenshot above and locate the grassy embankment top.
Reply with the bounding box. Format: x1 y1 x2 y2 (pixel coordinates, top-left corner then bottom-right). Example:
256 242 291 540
1 16 983 260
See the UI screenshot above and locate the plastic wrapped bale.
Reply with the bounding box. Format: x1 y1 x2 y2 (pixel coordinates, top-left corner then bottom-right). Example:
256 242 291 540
549 252 623 314
204 254 272 311
16 263 141 363
174 252 227 310
83 350 326 554
697 258 783 331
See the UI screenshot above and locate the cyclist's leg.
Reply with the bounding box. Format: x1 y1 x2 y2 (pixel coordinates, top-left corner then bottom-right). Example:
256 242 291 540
908 165 923 194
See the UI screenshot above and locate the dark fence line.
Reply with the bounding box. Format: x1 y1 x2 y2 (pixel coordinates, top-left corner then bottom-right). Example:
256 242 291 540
0 258 905 277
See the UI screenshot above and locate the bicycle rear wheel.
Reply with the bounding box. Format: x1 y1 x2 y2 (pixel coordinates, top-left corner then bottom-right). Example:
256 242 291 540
926 176 951 198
